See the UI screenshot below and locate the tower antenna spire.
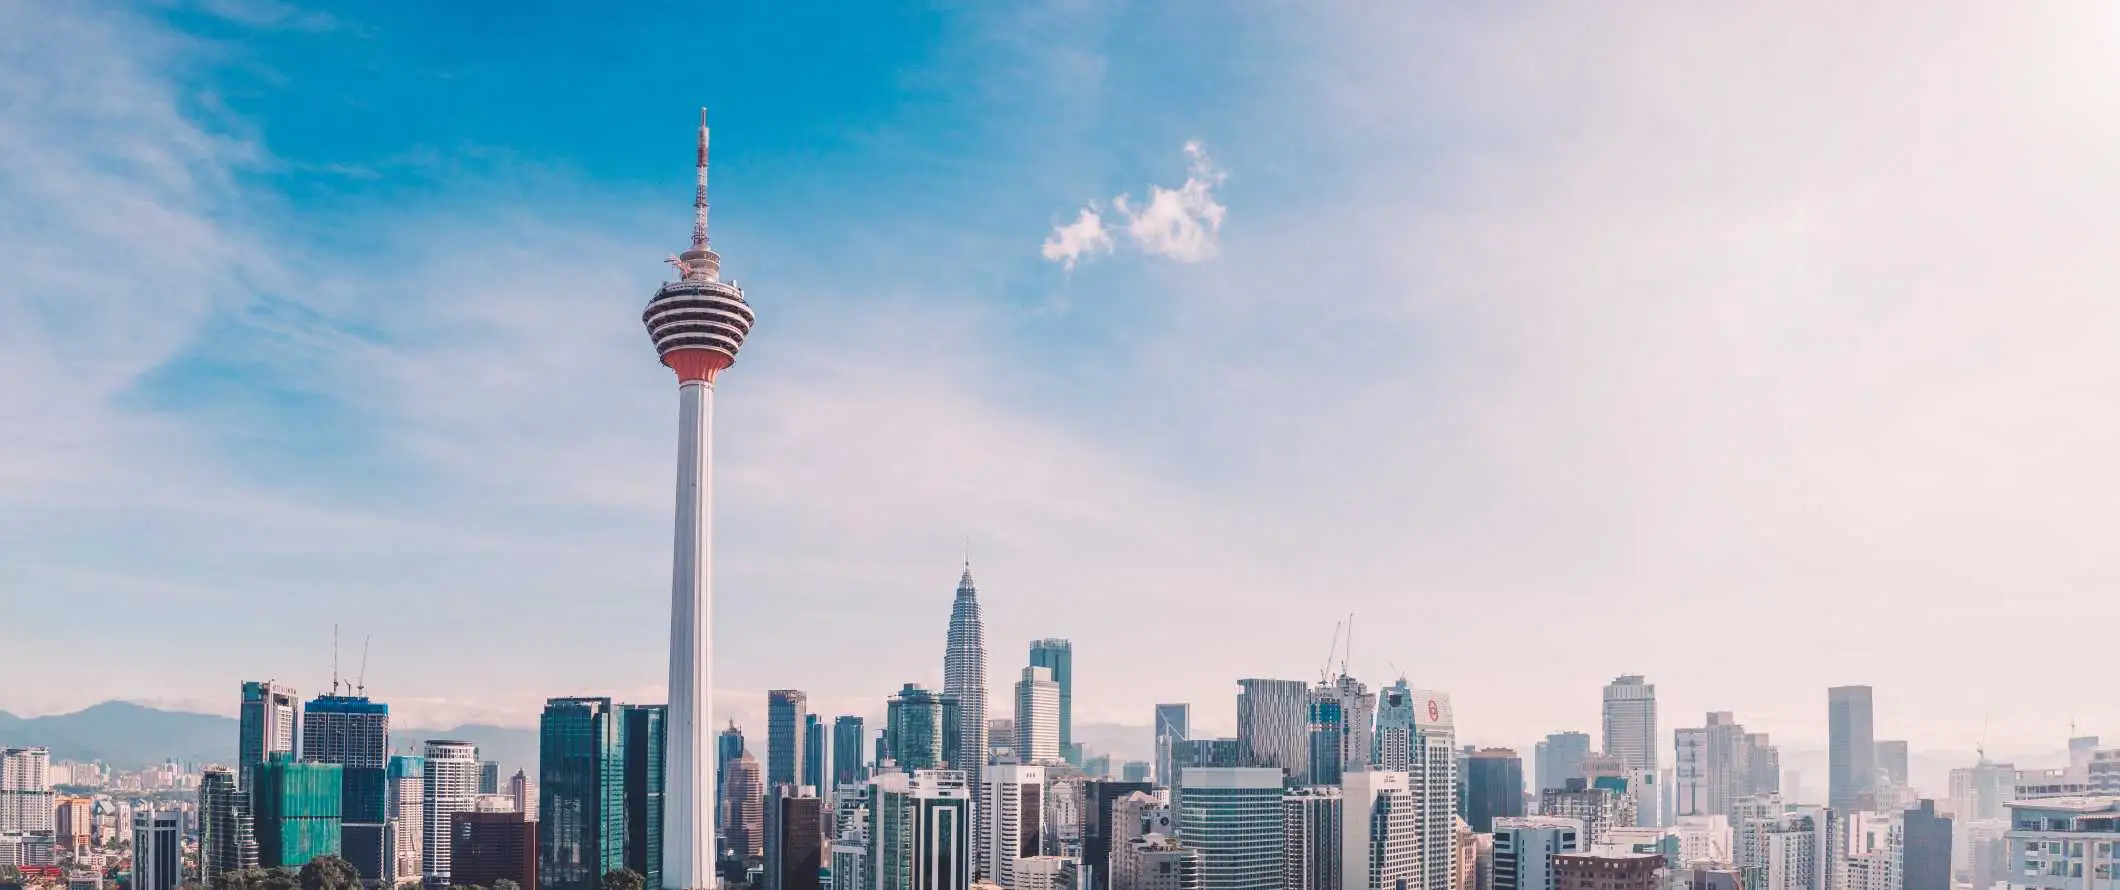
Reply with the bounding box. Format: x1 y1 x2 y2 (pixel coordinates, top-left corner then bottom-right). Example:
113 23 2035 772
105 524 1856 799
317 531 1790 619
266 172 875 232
693 107 711 252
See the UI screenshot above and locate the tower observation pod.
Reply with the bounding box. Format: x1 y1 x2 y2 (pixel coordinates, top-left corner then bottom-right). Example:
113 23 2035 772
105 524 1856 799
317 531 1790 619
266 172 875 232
648 109 754 890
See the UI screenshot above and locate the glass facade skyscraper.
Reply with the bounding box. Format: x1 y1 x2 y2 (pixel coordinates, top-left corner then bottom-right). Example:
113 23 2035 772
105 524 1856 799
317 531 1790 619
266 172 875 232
1828 686 1876 811
1028 639 1074 764
802 714 828 793
539 697 625 890
251 754 343 869
1306 694 1344 786
239 681 300 790
767 690 808 792
832 716 867 788
1174 767 1284 890
621 704 666 890
718 722 746 794
303 694 391 884
885 684 963 773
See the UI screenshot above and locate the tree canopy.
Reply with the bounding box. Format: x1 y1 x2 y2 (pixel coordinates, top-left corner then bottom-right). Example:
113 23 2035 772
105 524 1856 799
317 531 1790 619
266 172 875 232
600 868 645 890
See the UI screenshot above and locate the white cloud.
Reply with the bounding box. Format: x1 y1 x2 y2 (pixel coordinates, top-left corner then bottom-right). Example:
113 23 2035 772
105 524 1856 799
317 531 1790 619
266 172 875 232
1042 141 1227 267
1040 204 1114 269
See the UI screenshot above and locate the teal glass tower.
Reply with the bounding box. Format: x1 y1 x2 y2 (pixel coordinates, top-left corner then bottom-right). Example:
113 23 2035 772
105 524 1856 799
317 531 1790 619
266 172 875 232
250 753 342 869
884 685 963 773
621 705 667 890
540 697 625 890
1028 639 1074 764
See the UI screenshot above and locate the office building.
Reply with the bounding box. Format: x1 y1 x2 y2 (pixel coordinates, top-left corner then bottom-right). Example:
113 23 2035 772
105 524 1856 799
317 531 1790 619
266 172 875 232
1079 782 1153 890
1675 713 1752 818
1875 741 1909 790
888 684 965 773
1017 667 1063 766
1028 640 1075 764
1344 771 1419 890
240 682 301 788
389 755 425 883
1236 679 1309 782
1281 786 1341 890
480 762 502 797
423 740 482 888
768 690 810 791
1375 683 1458 890
642 112 755 890
303 694 392 884
1950 759 2017 822
719 722 747 797
834 716 869 788
1113 832 1199 890
1536 734 1593 795
1305 692 1346 787
944 565 992 846
1901 799 1949 890
1493 817 1585 890
803 714 829 795
0 748 54 834
1839 810 1901 890
1746 807 1828 890
201 766 260 883
622 704 667 890
869 770 973 890
1540 780 1634 846
1010 856 1071 890
509 770 539 822
540 697 625 890
1168 741 1239 789
130 809 181 890
831 833 869 890
984 764 1045 888
723 751 767 860
252 754 343 869
1827 686 1875 812
1153 706 1189 790
1174 767 1282 890
451 811 537 890
1553 852 1659 890
1467 749 1527 832
1601 677 1657 776
764 788 822 890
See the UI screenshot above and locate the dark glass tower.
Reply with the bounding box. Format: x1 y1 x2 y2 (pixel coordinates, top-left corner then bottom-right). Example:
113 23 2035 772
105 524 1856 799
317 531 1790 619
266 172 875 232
1306 694 1345 786
1028 639 1074 764
303 694 391 884
767 690 808 791
802 715 828 792
763 789 823 890
1465 748 1527 831
620 704 666 890
1904 798 1952 890
717 722 745 795
885 684 962 773
831 716 866 788
539 697 625 890
1828 686 1876 811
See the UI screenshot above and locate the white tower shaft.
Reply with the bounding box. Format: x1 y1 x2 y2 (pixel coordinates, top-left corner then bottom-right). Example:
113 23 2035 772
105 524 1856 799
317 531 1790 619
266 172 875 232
665 379 716 889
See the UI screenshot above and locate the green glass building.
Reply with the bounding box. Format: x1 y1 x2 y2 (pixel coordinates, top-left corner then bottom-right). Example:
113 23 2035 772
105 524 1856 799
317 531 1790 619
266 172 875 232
250 754 343 869
883 685 962 773
540 697 626 890
620 704 666 890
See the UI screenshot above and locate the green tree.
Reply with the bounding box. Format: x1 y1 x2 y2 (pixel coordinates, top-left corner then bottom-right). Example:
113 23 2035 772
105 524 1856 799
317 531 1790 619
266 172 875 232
494 879 520 890
600 868 644 890
256 867 301 890
297 858 360 890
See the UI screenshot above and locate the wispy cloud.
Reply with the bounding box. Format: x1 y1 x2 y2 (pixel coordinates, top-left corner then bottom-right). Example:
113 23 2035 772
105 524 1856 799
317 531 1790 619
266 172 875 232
1042 141 1228 268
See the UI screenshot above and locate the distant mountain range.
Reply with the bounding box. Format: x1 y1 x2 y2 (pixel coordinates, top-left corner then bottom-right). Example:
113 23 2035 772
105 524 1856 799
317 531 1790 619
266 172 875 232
0 701 538 776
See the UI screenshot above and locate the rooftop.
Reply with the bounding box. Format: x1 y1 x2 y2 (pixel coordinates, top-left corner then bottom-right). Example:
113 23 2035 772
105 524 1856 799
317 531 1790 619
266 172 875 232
2007 796 2120 814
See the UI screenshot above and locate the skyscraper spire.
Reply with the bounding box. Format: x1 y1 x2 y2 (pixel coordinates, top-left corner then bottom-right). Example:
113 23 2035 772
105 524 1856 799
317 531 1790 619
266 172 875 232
693 108 710 252
943 564 990 877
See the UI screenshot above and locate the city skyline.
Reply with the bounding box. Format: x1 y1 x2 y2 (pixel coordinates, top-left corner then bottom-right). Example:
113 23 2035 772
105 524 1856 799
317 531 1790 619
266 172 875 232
8 1 2120 757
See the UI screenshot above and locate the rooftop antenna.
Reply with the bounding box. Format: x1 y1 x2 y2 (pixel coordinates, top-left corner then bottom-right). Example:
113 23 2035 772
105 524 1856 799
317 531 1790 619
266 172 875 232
331 623 341 696
1320 619 1344 684
356 634 371 697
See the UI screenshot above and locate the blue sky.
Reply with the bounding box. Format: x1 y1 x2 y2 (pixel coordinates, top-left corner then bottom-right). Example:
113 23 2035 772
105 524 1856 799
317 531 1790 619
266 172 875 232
6 0 2120 764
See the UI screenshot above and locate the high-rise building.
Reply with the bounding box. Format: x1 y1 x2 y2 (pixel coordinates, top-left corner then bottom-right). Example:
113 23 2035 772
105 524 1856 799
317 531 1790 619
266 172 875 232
540 697 625 890
1743 807 1828 890
984 764 1045 888
480 762 502 797
943 565 990 885
0 748 54 834
1492 817 1584 890
130 809 180 890
390 755 426 883
1539 780 1634 846
200 766 259 883
2002 797 2120 890
1282 786 1342 890
53 796 92 855
803 714 829 794
1949 758 2016 822
1553 852 1659 890
621 704 667 890
1901 799 1949 890
1601 677 1657 782
509 770 539 822
252 754 343 869
1079 782 1153 890
451 811 537 890
1028 640 1074 764
722 751 767 860
1466 749 1527 832
1827 686 1875 812
240 682 301 789
1457 816 1484 890
1015 667 1062 766
768 691 809 792
303 694 392 884
1113 833 1200 890
423 740 482 888
1743 735 1780 799
1535 734 1593 794
763 788 822 890
1174 767 1282 890
1675 713 1757 818
1874 741 1909 789
719 722 746 794
1235 680 1308 782
1152 706 1189 790
887 684 965 773
1839 810 1901 890
1305 691 1345 787
645 109 754 890
869 770 973 890
833 717 868 788
1375 683 1457 890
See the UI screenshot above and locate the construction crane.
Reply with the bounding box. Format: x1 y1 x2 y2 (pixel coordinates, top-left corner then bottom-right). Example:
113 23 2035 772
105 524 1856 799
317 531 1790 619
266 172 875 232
356 634 372 697
1319 619 1344 684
